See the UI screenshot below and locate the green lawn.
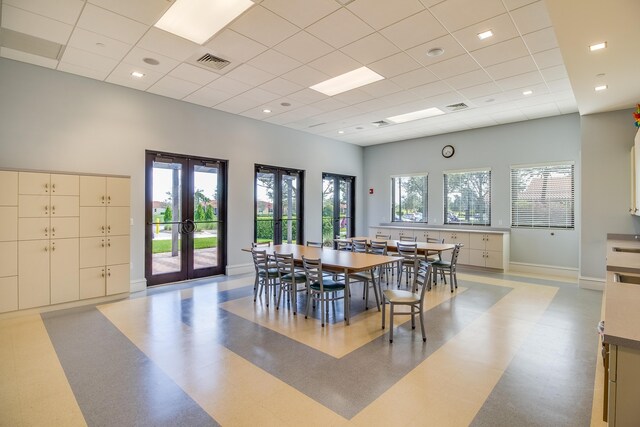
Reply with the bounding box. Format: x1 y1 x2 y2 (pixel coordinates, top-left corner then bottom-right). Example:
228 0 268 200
152 237 218 254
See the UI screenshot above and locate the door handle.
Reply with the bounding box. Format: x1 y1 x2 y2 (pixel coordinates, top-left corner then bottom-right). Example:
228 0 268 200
180 219 196 234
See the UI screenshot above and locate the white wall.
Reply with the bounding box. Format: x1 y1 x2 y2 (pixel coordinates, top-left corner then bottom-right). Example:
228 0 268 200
580 109 640 281
0 58 364 286
363 114 582 270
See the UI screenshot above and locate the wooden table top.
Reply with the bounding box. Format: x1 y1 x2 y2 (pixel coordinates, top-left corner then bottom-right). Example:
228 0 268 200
335 237 456 253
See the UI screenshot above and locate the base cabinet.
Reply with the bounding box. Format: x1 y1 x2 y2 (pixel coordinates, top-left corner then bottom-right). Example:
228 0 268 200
608 345 640 426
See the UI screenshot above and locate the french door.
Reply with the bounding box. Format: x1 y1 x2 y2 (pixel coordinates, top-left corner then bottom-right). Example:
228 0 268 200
145 151 227 286
322 173 355 246
255 165 304 245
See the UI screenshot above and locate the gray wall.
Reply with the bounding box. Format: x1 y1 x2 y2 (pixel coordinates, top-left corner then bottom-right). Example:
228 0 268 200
0 58 364 284
363 114 582 269
580 109 640 279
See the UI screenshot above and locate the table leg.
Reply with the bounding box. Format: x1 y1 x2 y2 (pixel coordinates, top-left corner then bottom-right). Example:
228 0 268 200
344 268 350 325
371 268 381 311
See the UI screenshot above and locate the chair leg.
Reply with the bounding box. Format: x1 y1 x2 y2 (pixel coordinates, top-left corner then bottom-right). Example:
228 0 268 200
450 269 454 293
389 304 394 343
276 282 283 310
381 295 386 329
305 292 311 319
321 295 325 327
419 305 426 342
411 305 415 330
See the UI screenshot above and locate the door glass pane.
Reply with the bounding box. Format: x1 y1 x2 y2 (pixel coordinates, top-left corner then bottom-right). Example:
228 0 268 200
338 178 351 238
193 164 219 270
281 174 298 244
256 172 275 243
322 177 335 246
151 160 182 274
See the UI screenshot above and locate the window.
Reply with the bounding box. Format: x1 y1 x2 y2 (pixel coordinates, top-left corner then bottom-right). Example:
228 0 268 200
444 169 491 226
511 163 574 229
391 174 427 223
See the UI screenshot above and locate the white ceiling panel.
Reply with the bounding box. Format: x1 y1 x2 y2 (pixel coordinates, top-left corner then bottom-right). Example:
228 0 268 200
88 0 171 26
306 8 374 49
240 87 280 104
491 109 528 124
522 27 558 54
67 28 131 61
368 52 421 79
380 10 447 50
286 88 328 105
147 75 200 100
445 69 492 90
76 4 147 45
206 76 252 97
430 0 506 32
230 6 300 48
411 81 454 99
391 68 439 90
532 48 564 69
540 64 568 82
168 63 219 86
308 50 361 77
340 33 400 65
484 55 538 80
272 31 333 64
496 70 544 91
183 87 233 107
137 28 200 62
2 4 73 45
520 102 560 119
4 0 84 25
510 1 552 35
428 54 480 78
359 79 403 98
61 45 118 74
260 0 339 29
0 46 58 68
310 98 349 113
106 62 163 90
502 0 537 11
347 0 425 31
214 95 263 114
58 61 110 80
248 49 302 76
333 89 373 105
546 78 573 92
406 34 467 67
457 82 503 99
281 65 330 87
122 47 179 74
224 63 275 86
452 13 519 52
259 78 304 97
471 37 530 67
206 29 268 64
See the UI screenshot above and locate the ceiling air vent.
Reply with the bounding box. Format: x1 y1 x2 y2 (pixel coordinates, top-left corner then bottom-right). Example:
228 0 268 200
446 102 469 111
308 122 327 128
372 120 391 127
196 53 231 70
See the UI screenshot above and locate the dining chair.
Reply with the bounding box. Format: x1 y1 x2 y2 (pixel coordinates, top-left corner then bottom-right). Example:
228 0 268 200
399 236 417 242
431 244 462 292
369 240 391 284
273 252 307 315
382 261 432 343
349 239 381 310
336 237 352 251
396 242 419 289
351 238 368 253
251 248 279 306
302 256 348 327
306 241 323 247
375 233 391 240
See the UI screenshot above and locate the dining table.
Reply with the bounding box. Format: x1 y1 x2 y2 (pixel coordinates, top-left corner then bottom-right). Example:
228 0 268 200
243 243 402 325
334 237 456 256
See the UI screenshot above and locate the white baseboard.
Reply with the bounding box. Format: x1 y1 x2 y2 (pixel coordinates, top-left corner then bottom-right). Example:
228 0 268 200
227 263 254 276
578 276 605 291
509 262 579 279
130 278 147 293
0 293 129 320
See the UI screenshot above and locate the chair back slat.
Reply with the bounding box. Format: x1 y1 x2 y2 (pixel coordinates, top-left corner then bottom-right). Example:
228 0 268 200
451 244 463 265
369 240 388 255
274 252 294 277
352 238 368 253
399 236 417 242
302 256 323 289
251 248 270 273
414 261 433 298
375 233 391 240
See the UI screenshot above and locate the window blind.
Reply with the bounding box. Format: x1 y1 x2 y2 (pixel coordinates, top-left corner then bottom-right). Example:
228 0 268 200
443 169 491 226
510 163 574 229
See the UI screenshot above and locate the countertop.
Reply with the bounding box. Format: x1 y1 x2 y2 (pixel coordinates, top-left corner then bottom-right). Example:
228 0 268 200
373 224 510 234
603 281 640 349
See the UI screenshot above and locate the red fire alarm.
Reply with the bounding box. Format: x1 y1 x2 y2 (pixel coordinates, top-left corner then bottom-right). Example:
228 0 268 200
369 188 374 194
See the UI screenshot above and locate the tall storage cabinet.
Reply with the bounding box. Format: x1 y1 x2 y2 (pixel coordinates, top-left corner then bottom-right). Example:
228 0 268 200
0 170 130 314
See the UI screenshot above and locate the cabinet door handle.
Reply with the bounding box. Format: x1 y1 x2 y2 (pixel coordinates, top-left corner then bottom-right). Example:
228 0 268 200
107 225 111 233
101 225 105 234
44 205 48 214
44 246 48 252
107 240 111 247
51 205 56 215
101 240 105 248
101 269 105 278
107 195 111 204
51 243 56 252
107 269 111 277
44 227 48 237
101 195 105 204
44 183 48 193
51 227 55 237
51 183 56 193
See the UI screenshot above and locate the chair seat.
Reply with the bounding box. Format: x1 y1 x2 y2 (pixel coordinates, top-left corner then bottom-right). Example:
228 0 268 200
258 268 279 278
383 289 420 303
431 260 452 267
309 280 345 291
281 272 306 282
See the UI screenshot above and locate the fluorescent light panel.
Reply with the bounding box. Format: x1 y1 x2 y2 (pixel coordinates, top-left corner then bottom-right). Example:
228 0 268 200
522 90 533 95
589 42 607 51
155 0 254 45
595 85 608 91
477 30 493 40
386 107 445 124
309 67 384 96
131 71 144 78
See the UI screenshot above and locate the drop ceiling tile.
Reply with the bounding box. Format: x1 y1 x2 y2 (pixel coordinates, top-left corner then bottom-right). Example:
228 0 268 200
551 90 576 102
215 95 263 114
206 29 268 63
502 82 548 100
265 105 324 125
502 0 537 10
412 81 453 98
347 0 425 31
225 63 275 86
287 88 328 104
546 78 572 92
76 4 148 45
67 28 131 61
183 87 233 107
241 87 280 104
206 76 252 96
169 63 219 86
445 69 492 90
308 50 361 77
273 31 334 64
122 47 179 74
89 0 172 26
391 68 438 90
248 49 302 76
471 92 510 106
520 102 560 119
137 28 200 62
147 75 200 100
4 0 84 25
333 89 373 105
471 37 529 67
260 0 339 28
540 64 568 82
106 62 163 90
359 79 403 97
230 5 300 48
522 27 558 54
406 34 466 67
484 55 537 80
430 0 506 32
532 48 564 69
259 78 304 97
306 8 374 49
340 33 400 65
510 1 551 35
453 13 519 52
380 10 447 50
281 65 330 87
2 4 73 45
0 46 58 68
428 54 480 78
491 109 528 124
310 97 349 113
58 61 110 80
458 82 503 99
556 99 578 114
61 45 119 74
381 89 423 105
368 52 421 78
496 70 543 90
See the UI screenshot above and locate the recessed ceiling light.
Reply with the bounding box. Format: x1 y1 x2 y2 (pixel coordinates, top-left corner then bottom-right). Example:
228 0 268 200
522 90 533 96
477 30 493 40
131 71 145 78
386 107 445 124
309 67 384 96
95 42 105 48
262 109 271 113
595 85 608 91
154 0 254 45
589 42 607 51
485 98 495 103
143 57 160 66
426 47 444 57
596 73 606 78
338 130 345 134
280 102 291 107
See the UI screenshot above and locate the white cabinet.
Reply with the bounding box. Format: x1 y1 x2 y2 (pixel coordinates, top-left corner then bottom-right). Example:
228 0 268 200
469 233 508 269
0 171 18 312
50 238 79 304
440 231 470 264
415 229 440 242
80 176 130 207
18 240 50 309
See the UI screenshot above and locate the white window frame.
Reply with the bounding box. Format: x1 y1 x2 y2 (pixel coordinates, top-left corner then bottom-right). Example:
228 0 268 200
390 173 428 223
443 168 491 226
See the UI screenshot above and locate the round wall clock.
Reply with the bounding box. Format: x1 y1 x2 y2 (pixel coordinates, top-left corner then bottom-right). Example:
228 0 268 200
442 145 455 158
